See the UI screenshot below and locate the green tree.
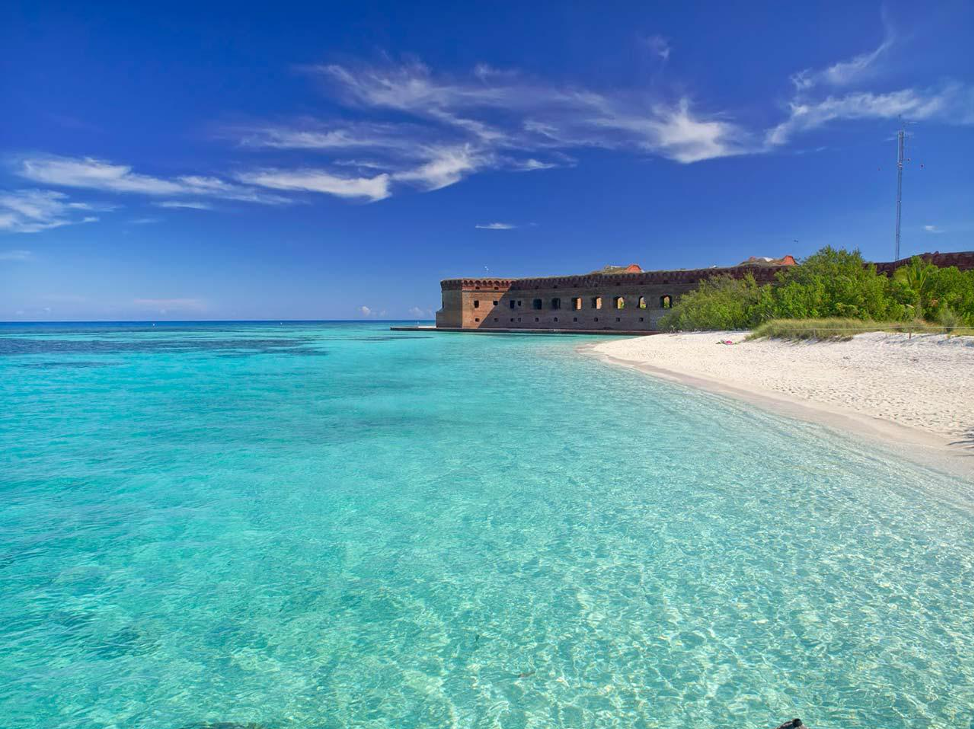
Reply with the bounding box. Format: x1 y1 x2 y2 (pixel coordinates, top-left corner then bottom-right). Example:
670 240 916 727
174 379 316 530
925 265 974 323
659 273 765 330
892 256 939 319
769 247 892 320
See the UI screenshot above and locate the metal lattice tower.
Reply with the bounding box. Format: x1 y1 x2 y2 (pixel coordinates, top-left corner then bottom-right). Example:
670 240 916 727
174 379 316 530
895 126 905 261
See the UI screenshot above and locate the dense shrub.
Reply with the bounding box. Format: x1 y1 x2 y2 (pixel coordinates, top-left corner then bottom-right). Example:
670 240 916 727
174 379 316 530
658 273 766 331
660 247 974 332
768 247 893 320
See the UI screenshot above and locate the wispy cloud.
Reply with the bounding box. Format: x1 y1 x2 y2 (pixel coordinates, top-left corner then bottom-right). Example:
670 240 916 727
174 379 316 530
225 58 750 199
923 224 944 233
207 25 974 202
13 19 973 219
766 84 965 147
791 18 894 91
408 306 433 318
308 60 749 164
766 17 974 146
0 189 101 234
391 145 485 191
0 249 33 261
236 169 391 201
14 155 290 205
130 217 162 225
154 200 214 210
475 222 517 230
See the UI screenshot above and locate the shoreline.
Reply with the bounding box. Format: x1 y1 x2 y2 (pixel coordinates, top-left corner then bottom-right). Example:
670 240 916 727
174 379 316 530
582 334 974 482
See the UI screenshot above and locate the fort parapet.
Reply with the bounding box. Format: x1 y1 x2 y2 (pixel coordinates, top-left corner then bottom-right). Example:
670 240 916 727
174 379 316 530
433 251 974 333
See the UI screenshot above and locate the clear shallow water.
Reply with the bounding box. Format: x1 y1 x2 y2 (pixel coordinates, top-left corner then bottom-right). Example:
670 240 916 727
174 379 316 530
2 321 973 729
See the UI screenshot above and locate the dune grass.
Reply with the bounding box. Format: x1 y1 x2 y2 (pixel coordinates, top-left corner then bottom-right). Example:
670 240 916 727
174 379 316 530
747 318 974 341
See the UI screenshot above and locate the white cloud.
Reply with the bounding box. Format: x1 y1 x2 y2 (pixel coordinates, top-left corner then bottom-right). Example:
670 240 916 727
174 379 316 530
300 61 756 166
0 189 101 234
408 306 433 318
19 156 185 195
227 40 974 198
130 217 162 225
14 26 970 218
232 121 426 153
360 305 372 316
475 222 517 230
0 249 33 261
766 86 959 146
765 19 974 147
15 155 290 205
923 224 943 233
392 145 484 190
592 98 749 163
154 200 213 210
236 169 391 201
511 158 561 171
791 25 894 91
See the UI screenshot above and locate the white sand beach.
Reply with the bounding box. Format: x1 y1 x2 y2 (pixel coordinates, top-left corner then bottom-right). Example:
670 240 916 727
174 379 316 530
591 332 974 478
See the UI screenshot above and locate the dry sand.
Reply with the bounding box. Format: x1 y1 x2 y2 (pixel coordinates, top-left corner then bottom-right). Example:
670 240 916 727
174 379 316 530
589 332 974 479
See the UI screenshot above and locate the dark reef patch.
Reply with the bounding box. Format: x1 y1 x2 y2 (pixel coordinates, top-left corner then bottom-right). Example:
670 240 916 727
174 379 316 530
16 360 112 369
0 337 326 357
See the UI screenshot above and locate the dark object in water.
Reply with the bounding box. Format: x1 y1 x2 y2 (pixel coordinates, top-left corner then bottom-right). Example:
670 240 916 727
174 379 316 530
774 720 803 729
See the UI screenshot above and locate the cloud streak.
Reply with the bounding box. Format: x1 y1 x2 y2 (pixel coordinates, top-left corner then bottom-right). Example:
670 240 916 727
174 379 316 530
235 169 391 201
154 200 214 210
0 189 101 234
14 155 291 205
209 27 973 201
10 20 974 220
475 222 517 230
766 85 962 146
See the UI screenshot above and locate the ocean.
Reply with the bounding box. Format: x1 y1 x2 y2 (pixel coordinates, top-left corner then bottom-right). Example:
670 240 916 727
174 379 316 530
2 321 972 728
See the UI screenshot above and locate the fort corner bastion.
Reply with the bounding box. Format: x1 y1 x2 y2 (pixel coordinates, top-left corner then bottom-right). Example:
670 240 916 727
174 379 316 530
425 251 974 334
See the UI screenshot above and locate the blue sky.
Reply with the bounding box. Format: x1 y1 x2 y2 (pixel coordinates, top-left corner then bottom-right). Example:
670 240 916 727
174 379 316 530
2 0 972 321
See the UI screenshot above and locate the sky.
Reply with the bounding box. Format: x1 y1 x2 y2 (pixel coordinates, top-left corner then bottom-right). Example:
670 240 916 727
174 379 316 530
1 1 973 321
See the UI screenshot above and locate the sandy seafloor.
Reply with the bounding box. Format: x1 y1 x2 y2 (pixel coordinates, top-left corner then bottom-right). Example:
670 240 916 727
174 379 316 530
590 331 974 480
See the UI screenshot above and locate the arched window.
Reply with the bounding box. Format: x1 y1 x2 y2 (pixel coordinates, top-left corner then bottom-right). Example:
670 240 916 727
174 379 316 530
638 296 647 309
660 295 673 309
474 300 480 308
532 298 543 310
572 297 583 310
614 296 625 309
592 296 602 310
551 298 561 309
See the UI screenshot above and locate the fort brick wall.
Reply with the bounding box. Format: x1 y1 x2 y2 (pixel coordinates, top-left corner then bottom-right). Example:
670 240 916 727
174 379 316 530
435 251 974 332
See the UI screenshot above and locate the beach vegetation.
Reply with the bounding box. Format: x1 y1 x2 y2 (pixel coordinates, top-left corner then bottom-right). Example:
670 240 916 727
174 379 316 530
660 246 974 335
747 318 973 341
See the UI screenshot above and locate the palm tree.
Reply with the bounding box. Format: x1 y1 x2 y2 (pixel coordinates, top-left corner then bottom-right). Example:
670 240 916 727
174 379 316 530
894 256 937 318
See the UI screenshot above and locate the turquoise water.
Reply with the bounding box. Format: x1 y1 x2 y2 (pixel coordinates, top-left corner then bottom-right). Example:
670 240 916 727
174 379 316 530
2 322 973 729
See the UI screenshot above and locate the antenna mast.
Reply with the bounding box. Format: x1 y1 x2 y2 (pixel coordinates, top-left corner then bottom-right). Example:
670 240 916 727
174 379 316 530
894 123 905 260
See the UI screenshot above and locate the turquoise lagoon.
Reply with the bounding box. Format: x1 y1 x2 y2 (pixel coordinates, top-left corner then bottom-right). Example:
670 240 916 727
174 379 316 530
1 322 972 729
